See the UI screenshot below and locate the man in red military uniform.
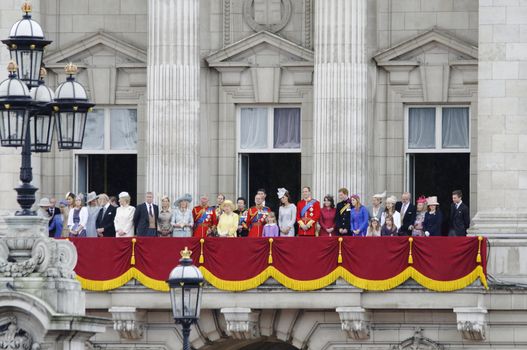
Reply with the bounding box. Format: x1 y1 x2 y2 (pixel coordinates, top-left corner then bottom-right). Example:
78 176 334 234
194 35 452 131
192 195 217 238
246 194 270 237
296 186 320 236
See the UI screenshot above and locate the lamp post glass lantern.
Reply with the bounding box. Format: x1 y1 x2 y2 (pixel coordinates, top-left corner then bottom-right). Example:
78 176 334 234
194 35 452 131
0 2 95 215
54 63 94 150
1 2 51 88
168 247 204 350
29 68 55 152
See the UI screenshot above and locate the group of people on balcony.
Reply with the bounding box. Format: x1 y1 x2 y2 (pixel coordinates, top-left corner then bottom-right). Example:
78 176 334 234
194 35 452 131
37 186 470 238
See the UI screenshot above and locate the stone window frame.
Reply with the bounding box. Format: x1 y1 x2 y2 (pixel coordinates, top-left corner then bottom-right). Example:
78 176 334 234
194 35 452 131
236 105 302 154
73 106 138 194
404 105 471 154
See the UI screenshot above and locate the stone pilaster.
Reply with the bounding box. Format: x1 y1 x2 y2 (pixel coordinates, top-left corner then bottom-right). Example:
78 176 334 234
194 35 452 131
146 0 200 201
470 2 527 235
312 0 368 198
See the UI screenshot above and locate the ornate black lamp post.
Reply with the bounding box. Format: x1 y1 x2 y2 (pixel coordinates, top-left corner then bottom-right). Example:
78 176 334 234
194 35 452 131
0 2 94 216
167 247 204 350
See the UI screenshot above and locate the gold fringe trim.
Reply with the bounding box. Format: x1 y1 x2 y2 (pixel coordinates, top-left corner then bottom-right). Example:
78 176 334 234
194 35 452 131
76 266 488 292
76 269 135 291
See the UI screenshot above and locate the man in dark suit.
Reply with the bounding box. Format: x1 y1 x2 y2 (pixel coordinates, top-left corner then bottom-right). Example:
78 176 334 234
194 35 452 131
395 192 416 236
335 188 351 236
134 192 159 236
449 190 470 236
48 197 61 238
96 193 117 237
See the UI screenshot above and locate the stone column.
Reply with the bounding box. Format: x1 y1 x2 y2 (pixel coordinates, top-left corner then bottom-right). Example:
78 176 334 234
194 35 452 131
146 0 200 201
312 0 368 198
470 2 527 235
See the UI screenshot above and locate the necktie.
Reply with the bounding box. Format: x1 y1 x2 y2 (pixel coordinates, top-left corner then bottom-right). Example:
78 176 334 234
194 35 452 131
148 204 153 217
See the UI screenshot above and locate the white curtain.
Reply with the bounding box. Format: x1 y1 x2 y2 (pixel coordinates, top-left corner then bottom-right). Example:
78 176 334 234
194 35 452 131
240 108 268 149
408 108 435 149
111 109 137 150
83 109 104 150
274 108 301 149
442 107 469 149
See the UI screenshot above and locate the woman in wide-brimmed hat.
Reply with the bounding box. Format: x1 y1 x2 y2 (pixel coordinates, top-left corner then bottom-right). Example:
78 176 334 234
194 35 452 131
171 194 193 237
381 195 401 230
216 200 239 237
85 191 100 238
423 196 443 236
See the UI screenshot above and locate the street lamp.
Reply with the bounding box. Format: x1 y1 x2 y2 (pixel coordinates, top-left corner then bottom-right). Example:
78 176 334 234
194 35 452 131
167 247 204 350
0 2 95 215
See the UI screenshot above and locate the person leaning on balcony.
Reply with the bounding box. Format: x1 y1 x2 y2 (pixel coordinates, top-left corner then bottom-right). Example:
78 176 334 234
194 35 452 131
216 200 239 237
114 192 135 237
171 194 194 237
349 195 369 237
157 195 173 237
68 195 88 237
423 196 443 237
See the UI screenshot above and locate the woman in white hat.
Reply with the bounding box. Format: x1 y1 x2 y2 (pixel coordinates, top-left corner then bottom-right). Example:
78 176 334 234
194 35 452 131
423 196 443 236
61 192 76 237
85 191 100 238
171 194 193 237
277 188 296 237
114 192 135 237
381 195 401 230
368 191 385 222
216 200 239 237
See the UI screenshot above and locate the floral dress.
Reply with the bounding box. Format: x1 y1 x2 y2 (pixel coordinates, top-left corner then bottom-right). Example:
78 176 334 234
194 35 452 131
411 211 426 237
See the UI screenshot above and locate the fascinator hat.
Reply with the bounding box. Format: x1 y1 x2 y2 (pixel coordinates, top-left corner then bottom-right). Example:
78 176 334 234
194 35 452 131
277 188 288 199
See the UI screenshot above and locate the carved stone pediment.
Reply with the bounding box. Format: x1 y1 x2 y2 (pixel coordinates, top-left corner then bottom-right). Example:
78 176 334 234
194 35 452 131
45 31 146 67
391 329 444 350
206 31 313 101
373 27 478 101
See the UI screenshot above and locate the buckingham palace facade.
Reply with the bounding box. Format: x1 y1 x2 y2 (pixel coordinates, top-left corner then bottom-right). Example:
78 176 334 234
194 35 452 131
0 0 524 235
2 1 527 349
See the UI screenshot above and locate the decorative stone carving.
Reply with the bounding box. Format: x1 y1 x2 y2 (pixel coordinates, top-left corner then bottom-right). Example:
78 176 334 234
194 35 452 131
454 307 487 341
391 329 444 350
242 0 292 33
220 308 260 340
0 316 39 350
109 307 145 340
336 307 371 340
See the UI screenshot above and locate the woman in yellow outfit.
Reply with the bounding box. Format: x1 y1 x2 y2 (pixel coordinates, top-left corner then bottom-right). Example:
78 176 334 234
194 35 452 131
216 200 239 237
